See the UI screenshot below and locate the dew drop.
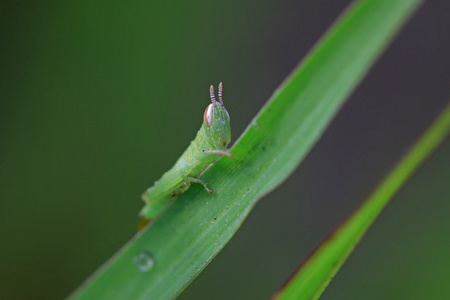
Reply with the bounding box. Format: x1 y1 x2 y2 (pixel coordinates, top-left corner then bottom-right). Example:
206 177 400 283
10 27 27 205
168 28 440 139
134 251 154 272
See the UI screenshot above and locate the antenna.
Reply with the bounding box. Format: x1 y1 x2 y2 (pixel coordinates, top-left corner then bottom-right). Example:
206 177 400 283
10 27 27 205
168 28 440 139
218 82 223 104
209 85 216 104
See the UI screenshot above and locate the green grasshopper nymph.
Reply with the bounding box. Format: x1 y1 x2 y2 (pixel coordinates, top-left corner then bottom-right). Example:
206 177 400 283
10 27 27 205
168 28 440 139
140 83 233 223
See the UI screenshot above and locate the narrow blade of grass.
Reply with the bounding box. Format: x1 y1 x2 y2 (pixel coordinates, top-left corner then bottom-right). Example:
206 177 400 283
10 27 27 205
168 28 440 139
69 0 424 299
273 103 450 300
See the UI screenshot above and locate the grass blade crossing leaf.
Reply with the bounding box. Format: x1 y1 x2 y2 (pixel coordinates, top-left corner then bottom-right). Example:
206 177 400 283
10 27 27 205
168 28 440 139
69 0 424 298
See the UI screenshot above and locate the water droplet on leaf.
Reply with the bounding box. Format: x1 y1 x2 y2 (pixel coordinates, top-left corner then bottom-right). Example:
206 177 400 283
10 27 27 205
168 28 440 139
134 251 154 272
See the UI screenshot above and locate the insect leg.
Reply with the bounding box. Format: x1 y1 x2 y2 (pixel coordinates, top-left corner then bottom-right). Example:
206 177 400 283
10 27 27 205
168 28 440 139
185 177 214 193
204 149 235 157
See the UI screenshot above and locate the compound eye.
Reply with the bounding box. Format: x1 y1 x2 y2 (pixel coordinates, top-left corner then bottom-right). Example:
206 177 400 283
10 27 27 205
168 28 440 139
203 104 213 126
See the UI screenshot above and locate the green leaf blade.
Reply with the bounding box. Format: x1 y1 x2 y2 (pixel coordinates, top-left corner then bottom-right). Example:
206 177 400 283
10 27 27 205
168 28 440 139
273 104 450 300
69 0 424 299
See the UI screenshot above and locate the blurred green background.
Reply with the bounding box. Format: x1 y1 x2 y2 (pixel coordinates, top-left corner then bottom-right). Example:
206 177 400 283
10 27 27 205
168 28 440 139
1 1 450 299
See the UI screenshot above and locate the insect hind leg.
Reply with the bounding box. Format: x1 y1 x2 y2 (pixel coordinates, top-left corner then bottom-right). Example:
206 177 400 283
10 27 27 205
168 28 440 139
185 177 214 193
204 149 234 157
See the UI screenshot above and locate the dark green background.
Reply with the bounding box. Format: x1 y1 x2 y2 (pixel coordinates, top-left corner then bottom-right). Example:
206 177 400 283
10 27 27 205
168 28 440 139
1 1 450 299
